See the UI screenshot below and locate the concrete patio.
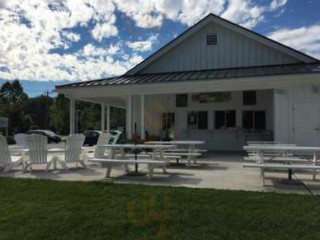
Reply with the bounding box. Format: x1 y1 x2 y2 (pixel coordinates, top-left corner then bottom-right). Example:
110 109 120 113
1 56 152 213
2 146 320 195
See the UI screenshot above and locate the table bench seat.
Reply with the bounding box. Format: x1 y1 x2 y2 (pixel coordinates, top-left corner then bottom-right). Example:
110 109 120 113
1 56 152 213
162 152 202 166
244 163 320 170
164 149 207 153
243 156 313 163
164 152 201 156
125 153 181 160
89 158 166 179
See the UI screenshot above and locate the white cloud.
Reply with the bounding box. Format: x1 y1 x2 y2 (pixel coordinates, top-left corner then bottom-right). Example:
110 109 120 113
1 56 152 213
114 0 279 29
91 22 118 41
268 24 320 59
270 0 288 10
221 0 265 28
126 34 158 52
0 0 294 83
81 43 121 57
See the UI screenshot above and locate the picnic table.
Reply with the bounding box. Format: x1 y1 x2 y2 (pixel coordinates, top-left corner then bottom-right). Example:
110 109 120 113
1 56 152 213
99 144 175 175
243 145 320 184
146 141 205 166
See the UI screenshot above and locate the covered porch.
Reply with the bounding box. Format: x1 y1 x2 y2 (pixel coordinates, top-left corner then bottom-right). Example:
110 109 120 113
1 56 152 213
56 63 320 150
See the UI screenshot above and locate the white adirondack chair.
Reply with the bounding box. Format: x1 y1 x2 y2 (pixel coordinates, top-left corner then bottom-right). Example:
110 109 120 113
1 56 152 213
94 132 112 158
0 135 25 173
54 134 86 170
14 133 28 148
82 133 112 164
23 134 52 172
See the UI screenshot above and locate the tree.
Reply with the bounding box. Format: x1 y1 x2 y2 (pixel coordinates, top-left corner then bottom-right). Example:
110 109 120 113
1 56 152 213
26 95 54 130
50 94 69 135
0 80 29 134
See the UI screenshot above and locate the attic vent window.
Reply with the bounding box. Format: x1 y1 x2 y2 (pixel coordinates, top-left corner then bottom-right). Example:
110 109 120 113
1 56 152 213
206 34 218 45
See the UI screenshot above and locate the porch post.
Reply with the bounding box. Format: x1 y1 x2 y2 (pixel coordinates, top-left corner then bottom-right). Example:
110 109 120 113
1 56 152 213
69 98 75 135
101 104 105 132
126 95 132 139
141 95 145 140
106 104 111 132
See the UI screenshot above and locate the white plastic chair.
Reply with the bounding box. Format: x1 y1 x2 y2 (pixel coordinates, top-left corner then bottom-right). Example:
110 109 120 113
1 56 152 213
0 135 24 173
23 134 52 172
54 134 86 170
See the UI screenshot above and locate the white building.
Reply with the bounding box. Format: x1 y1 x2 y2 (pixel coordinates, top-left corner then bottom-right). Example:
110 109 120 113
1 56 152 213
56 14 320 151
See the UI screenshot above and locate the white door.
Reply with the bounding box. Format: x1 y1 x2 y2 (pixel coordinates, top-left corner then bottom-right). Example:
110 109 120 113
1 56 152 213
293 102 320 146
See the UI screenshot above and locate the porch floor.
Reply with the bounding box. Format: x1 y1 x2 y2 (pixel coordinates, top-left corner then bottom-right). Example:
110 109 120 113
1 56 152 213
2 147 320 195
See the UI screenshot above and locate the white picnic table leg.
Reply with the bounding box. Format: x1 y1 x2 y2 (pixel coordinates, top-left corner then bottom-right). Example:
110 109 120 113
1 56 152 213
105 164 112 178
313 152 317 180
159 148 167 173
121 148 130 172
190 144 197 164
258 150 265 186
110 148 116 159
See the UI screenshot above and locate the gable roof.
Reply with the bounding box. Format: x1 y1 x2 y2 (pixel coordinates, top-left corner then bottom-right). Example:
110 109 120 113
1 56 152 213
125 13 318 76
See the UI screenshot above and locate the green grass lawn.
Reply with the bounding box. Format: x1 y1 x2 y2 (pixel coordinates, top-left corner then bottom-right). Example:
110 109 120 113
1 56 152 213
1 178 320 240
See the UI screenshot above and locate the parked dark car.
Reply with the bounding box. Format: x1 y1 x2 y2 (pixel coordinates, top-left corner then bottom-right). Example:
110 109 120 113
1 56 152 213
26 130 62 143
83 130 101 146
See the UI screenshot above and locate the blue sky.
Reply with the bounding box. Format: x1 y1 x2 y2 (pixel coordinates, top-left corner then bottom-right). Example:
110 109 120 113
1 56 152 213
0 0 319 97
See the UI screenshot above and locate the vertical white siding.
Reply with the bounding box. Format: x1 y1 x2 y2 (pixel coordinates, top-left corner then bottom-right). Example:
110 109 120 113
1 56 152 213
140 23 300 74
137 90 274 150
274 83 320 144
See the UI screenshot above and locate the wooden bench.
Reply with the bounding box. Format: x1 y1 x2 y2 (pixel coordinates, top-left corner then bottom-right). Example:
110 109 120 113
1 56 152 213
244 163 320 185
88 158 166 179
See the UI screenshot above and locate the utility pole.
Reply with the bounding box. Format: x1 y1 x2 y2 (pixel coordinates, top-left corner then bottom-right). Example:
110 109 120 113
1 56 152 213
44 90 54 130
45 91 49 129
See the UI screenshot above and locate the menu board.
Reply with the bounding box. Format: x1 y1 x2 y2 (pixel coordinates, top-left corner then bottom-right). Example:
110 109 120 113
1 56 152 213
192 92 231 103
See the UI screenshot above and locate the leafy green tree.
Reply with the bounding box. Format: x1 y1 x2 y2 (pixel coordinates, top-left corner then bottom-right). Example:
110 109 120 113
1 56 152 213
50 94 69 135
26 95 53 130
0 80 29 134
77 102 100 132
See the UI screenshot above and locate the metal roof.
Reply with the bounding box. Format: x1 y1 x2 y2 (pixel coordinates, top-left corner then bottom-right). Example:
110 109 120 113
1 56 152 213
57 63 320 89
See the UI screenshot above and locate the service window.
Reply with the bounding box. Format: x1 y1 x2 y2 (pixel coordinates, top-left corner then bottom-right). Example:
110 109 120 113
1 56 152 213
176 94 188 108
254 111 266 130
215 110 236 129
243 91 256 106
187 111 208 130
242 111 266 130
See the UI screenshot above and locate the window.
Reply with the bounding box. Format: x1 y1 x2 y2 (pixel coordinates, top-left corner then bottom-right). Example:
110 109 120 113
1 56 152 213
198 111 208 129
162 113 175 130
176 94 188 108
206 34 218 45
243 91 256 106
215 110 236 129
188 111 208 130
242 111 266 130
